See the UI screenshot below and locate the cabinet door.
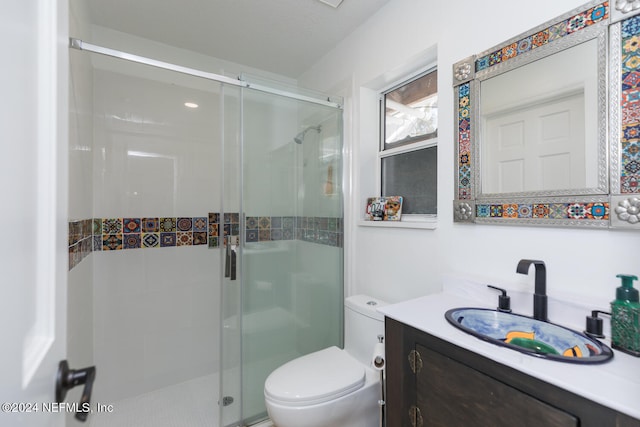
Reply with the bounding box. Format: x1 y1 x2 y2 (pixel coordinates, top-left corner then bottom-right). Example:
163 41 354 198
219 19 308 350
415 344 577 427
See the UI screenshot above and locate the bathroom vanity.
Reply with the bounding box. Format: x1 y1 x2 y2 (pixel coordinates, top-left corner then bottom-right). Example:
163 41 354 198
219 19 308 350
380 283 640 427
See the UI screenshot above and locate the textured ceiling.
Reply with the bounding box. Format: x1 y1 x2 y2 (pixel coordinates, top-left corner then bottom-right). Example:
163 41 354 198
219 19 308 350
87 0 390 78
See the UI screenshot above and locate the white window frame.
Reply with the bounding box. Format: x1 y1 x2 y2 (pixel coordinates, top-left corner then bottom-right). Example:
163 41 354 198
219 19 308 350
364 65 438 229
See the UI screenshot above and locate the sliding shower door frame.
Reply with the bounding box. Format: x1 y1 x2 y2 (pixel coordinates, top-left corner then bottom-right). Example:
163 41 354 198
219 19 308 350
69 38 342 110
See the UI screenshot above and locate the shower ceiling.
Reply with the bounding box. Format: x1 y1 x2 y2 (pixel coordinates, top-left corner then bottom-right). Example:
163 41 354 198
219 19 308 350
86 0 391 78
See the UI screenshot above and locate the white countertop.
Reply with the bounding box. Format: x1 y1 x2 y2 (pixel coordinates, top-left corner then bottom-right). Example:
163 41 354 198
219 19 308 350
378 279 640 421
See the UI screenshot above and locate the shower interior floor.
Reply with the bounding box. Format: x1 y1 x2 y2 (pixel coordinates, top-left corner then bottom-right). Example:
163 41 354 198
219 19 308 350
89 374 220 427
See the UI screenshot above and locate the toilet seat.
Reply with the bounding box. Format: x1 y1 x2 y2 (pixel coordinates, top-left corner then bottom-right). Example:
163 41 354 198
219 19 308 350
264 346 365 407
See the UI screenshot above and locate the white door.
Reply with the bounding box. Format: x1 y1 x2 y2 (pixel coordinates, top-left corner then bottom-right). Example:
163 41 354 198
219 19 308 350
0 1 68 426
483 92 586 193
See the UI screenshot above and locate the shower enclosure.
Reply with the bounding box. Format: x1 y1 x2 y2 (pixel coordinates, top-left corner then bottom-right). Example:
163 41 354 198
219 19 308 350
70 40 343 427
219 81 344 426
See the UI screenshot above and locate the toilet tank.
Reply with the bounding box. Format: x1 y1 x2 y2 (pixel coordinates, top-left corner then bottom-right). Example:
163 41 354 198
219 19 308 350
344 295 388 366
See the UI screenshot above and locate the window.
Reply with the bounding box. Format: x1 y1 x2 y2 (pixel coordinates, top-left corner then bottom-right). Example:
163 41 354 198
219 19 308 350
380 68 438 218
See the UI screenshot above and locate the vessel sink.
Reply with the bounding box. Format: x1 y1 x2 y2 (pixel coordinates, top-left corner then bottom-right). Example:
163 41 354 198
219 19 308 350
445 307 613 364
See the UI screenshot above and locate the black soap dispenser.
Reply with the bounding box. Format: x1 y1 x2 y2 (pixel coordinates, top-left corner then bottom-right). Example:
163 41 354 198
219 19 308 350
487 285 511 313
584 310 609 339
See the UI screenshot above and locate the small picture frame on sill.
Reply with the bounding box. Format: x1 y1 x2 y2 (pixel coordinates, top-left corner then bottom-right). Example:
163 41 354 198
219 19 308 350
365 196 403 221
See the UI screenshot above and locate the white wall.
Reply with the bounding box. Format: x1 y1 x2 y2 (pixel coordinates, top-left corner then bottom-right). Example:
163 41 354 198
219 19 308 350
300 0 637 307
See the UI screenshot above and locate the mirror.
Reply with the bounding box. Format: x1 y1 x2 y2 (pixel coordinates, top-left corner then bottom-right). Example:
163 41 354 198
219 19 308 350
479 38 602 195
450 0 630 228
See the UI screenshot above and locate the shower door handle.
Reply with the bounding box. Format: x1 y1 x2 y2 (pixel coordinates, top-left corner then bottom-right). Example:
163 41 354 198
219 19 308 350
224 237 238 280
225 240 231 278
230 246 237 281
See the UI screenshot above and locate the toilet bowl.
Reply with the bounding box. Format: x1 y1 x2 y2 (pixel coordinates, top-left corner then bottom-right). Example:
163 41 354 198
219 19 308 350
264 295 387 427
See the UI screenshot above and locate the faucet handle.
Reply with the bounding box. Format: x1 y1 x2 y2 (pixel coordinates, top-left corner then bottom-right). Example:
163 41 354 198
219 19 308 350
487 285 512 313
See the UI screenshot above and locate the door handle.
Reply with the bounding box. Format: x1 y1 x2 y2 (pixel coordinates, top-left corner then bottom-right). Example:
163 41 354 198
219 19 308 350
225 239 231 278
230 245 237 281
55 360 96 422
224 236 238 281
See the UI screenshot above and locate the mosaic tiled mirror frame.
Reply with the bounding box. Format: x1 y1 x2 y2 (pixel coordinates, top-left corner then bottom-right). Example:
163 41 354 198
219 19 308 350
453 1 640 229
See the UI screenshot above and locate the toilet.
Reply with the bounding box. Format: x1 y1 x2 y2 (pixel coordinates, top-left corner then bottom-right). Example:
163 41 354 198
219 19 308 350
264 295 387 427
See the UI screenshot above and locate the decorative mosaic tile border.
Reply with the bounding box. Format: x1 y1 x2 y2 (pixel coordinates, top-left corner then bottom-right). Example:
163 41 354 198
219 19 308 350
99 216 210 251
68 213 343 271
476 2 609 72
68 219 94 271
457 82 472 200
475 202 610 220
211 212 238 248
620 14 640 193
244 215 344 248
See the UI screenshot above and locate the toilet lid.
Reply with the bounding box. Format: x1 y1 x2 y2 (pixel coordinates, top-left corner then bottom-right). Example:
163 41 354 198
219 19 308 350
264 346 366 406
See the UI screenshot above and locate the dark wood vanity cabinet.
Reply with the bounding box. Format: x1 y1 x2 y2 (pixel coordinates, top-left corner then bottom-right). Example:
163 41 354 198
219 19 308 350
385 318 640 427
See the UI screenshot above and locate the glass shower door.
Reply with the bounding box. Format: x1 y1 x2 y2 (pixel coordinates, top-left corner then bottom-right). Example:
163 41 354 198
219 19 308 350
219 83 243 427
220 83 344 426
82 49 225 427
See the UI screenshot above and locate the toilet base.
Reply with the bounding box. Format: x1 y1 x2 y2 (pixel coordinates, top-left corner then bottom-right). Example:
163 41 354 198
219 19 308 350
265 368 380 427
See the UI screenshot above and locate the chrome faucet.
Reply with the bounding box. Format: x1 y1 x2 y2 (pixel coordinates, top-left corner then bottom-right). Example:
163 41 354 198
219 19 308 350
516 259 548 322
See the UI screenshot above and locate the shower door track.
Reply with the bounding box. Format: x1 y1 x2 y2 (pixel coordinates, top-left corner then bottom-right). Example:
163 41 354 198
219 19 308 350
69 38 342 109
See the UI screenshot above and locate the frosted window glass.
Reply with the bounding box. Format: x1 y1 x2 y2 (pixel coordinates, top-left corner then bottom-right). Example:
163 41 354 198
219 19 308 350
381 147 437 215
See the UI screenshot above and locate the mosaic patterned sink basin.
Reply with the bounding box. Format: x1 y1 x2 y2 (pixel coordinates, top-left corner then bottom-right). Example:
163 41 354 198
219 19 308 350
445 308 613 364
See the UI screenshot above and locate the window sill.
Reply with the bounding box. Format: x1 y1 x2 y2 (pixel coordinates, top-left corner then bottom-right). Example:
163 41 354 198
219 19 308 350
358 217 437 230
